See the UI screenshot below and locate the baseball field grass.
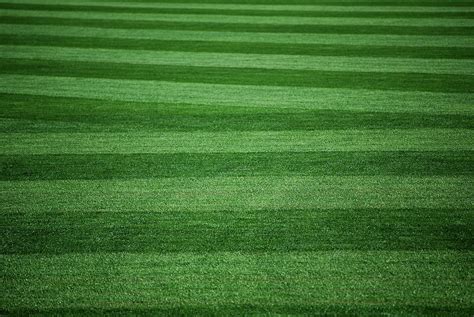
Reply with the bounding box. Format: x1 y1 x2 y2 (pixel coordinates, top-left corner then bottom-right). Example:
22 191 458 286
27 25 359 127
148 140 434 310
0 0 473 315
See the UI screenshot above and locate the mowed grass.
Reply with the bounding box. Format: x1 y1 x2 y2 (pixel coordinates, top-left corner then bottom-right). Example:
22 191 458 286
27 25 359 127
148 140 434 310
0 0 473 316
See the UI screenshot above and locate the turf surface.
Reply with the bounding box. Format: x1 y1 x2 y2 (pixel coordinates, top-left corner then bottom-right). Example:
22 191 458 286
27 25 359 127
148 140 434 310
0 0 473 315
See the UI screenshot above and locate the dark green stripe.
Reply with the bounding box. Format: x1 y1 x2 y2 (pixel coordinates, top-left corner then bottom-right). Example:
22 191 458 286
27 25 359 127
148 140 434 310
2 94 474 133
54 0 474 6
2 58 472 93
2 206 472 254
5 305 474 317
2 34 472 59
2 16 472 36
2 151 473 180
2 3 473 19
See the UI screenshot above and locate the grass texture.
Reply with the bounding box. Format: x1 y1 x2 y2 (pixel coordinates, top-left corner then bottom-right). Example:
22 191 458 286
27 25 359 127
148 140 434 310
0 0 473 315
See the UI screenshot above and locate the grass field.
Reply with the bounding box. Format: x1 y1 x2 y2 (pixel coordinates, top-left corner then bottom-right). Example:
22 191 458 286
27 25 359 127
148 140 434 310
0 0 473 315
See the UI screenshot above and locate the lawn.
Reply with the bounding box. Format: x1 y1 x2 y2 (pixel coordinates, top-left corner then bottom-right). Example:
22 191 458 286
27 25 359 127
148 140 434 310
0 0 473 315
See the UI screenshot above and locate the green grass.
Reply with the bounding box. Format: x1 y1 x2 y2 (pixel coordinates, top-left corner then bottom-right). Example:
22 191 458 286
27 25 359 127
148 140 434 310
2 59 473 92
2 151 474 179
3 34 474 59
2 76 472 113
2 2 474 19
1 0 473 315
3 16 474 36
3 252 471 316
3 45 474 74
3 24 473 47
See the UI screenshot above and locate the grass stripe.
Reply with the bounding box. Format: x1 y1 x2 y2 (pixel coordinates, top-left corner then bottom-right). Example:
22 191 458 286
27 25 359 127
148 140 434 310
2 16 473 36
2 9 474 27
2 24 472 47
2 58 473 93
2 34 473 60
3 0 474 6
91 0 474 5
2 94 472 133
2 176 472 211
1 130 472 154
2 207 472 254
3 252 472 315
1 0 473 314
6 44 474 74
2 75 471 114
2 1 474 13
1 3 474 19
2 151 473 180
79 0 474 5
5 305 474 316
2 45 472 75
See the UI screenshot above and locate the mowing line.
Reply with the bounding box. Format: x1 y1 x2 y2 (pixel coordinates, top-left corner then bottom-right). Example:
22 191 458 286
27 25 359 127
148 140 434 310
2 0 474 13
2 151 473 180
2 176 473 211
1 45 472 75
2 206 473 253
2 9 474 27
1 130 473 154
2 75 472 114
3 58 473 93
2 24 473 47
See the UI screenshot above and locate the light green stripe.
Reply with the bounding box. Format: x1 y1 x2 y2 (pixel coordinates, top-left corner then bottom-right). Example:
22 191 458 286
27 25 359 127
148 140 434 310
2 9 473 27
1 130 472 154
2 45 473 75
3 251 472 312
2 24 473 48
1 75 472 114
2 0 473 13
2 176 472 211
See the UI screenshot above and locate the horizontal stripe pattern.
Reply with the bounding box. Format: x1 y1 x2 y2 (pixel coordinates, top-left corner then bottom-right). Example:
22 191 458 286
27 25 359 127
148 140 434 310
2 3 474 21
2 59 473 92
3 9 474 27
2 94 473 132
3 16 473 36
1 0 473 315
2 45 473 74
2 34 473 60
2 24 473 47
2 130 473 154
2 1 474 13
1 75 472 114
